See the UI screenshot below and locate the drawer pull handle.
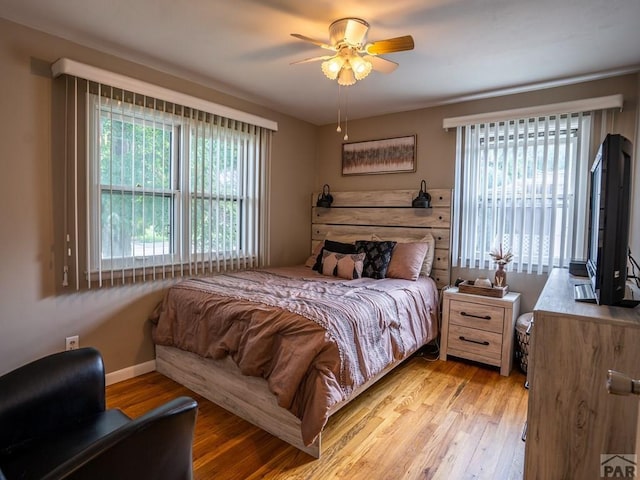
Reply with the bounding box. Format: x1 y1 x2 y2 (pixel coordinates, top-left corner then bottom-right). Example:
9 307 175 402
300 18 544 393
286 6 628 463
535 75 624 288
460 311 491 320
459 336 490 346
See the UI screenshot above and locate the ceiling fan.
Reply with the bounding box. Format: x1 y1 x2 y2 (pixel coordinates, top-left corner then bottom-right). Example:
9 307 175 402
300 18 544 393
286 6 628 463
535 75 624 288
291 17 414 86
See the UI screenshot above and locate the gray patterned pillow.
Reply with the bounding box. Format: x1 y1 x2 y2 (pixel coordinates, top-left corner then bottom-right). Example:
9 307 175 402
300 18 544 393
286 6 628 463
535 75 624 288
355 240 397 279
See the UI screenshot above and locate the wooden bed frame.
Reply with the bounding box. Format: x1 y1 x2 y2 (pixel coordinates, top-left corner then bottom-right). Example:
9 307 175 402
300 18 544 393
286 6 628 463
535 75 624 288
156 188 452 458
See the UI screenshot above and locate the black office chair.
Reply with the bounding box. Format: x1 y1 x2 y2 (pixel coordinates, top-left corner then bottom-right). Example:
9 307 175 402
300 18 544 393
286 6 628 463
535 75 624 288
0 347 197 480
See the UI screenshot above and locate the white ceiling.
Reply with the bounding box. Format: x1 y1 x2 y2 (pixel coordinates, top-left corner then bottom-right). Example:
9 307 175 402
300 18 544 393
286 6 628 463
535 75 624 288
1 0 639 125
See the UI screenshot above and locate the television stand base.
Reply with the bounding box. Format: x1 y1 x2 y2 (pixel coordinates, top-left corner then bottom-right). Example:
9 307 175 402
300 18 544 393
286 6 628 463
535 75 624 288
573 283 640 308
616 298 640 308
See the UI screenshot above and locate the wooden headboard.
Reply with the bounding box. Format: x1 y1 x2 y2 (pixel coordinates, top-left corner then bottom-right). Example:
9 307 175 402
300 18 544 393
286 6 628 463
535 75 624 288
310 189 452 288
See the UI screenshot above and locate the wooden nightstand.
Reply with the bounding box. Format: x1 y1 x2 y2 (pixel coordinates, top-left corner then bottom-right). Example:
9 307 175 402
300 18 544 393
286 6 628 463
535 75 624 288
440 287 521 376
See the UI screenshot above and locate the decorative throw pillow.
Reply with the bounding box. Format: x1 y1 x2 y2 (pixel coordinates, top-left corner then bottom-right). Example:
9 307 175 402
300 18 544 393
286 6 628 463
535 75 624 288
372 233 435 276
321 250 365 279
312 240 357 271
306 232 375 268
305 240 325 268
354 240 397 279
386 242 430 281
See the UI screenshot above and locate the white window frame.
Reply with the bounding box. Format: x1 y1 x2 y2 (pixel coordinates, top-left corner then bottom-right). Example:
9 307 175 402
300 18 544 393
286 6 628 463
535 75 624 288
88 95 184 274
87 95 258 282
451 113 593 274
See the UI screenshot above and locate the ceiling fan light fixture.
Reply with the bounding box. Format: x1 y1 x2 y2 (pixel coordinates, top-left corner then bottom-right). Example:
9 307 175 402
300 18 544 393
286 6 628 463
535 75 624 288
321 56 344 80
337 67 356 86
349 55 372 80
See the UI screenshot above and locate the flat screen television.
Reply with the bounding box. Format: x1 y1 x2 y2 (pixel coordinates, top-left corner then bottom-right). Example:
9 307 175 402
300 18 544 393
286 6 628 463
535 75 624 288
586 133 633 306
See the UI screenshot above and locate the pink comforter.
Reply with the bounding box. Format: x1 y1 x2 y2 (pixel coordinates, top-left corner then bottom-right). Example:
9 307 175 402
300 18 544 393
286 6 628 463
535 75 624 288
151 266 439 445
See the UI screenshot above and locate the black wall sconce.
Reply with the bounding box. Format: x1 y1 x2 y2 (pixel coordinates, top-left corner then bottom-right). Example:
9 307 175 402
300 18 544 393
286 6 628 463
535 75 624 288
412 180 432 208
316 184 333 208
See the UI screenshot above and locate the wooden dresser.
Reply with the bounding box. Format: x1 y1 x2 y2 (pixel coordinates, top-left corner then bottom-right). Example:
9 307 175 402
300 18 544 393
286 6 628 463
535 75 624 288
524 268 640 479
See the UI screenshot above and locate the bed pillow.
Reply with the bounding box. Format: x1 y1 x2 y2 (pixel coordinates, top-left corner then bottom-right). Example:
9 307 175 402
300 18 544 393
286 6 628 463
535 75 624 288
312 240 357 271
321 250 366 279
386 242 430 281
372 232 436 276
354 240 397 279
307 233 373 269
305 240 325 268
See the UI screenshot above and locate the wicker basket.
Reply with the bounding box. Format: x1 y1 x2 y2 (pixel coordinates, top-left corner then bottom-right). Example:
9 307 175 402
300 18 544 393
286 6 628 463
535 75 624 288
515 312 533 373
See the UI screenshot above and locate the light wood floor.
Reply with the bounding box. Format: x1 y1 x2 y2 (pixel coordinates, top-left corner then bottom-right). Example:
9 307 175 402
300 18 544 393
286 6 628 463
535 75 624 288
106 353 528 480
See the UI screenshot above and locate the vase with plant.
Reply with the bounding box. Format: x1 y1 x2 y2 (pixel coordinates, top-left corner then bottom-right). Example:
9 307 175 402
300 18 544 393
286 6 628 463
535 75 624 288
490 245 513 287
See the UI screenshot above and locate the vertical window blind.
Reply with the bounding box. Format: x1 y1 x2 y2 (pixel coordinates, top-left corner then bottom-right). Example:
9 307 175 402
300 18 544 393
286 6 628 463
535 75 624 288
448 100 622 275
55 67 274 289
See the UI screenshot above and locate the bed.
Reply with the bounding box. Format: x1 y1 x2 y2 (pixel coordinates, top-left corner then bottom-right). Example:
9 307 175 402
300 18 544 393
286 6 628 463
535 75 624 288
152 188 451 458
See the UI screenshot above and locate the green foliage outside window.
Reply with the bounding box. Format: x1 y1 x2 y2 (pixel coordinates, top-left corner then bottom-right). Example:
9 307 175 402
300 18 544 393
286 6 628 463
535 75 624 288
97 108 244 263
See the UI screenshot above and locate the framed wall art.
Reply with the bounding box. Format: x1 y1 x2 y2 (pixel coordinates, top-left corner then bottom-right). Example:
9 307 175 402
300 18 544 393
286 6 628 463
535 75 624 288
342 135 416 176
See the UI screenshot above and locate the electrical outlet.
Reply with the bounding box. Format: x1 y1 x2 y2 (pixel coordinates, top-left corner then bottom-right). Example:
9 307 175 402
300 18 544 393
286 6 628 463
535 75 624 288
65 335 79 351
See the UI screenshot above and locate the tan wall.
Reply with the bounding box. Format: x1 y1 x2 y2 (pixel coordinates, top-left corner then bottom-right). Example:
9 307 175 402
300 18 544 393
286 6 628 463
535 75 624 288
0 18 316 375
316 74 639 312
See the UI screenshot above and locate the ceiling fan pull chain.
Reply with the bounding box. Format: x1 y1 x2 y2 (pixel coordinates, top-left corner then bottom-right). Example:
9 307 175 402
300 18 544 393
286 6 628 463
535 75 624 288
336 84 342 133
343 87 349 140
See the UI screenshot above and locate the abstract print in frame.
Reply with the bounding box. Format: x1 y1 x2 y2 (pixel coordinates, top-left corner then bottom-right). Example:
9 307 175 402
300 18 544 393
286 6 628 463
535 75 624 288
342 135 416 175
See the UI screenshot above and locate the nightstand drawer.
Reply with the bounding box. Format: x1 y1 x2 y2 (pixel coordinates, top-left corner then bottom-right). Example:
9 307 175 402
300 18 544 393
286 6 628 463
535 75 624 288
448 300 505 334
447 324 502 360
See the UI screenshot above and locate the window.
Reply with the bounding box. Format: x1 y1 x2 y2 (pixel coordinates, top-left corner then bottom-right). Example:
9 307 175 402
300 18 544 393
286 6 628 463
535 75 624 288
91 97 178 272
54 60 275 289
451 113 593 274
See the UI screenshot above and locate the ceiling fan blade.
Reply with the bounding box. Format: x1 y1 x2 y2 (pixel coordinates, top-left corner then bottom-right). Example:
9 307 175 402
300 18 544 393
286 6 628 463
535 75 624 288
364 55 398 74
290 55 335 65
290 33 334 51
366 35 415 55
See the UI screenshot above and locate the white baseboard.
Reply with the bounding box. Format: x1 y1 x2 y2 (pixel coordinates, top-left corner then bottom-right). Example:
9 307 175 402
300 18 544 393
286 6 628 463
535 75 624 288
105 359 156 386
